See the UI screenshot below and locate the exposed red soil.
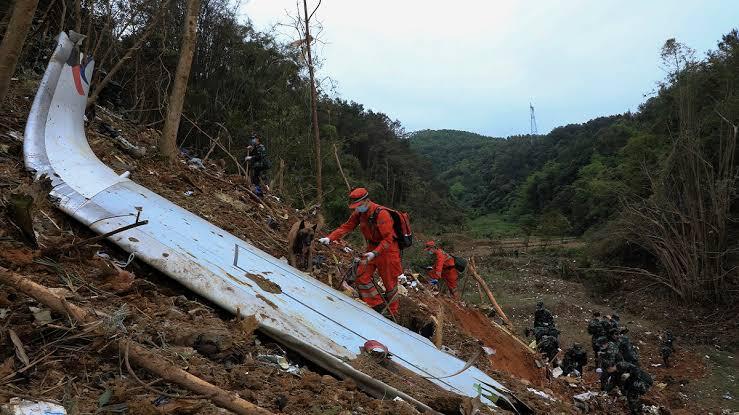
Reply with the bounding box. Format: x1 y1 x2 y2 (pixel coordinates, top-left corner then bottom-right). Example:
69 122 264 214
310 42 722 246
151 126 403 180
0 248 38 266
441 298 546 387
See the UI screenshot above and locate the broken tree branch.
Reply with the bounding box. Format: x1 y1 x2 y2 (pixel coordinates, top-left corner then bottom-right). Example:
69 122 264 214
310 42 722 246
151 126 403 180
0 266 274 415
181 114 247 177
8 329 30 367
469 258 511 327
333 143 351 190
42 219 148 257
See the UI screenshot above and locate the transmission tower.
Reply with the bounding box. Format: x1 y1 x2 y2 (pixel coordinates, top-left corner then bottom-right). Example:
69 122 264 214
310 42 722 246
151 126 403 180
529 103 538 135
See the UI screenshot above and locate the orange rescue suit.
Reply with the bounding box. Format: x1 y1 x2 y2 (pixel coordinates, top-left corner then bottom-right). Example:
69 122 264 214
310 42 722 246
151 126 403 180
328 202 401 315
428 248 458 296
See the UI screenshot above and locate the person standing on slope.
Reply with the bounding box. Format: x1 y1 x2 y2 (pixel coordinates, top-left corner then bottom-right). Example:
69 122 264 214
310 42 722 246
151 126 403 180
424 240 459 298
245 133 270 197
318 188 402 317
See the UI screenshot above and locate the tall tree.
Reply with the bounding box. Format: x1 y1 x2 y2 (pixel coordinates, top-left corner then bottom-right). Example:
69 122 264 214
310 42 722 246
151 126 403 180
0 0 40 106
302 0 323 204
160 0 201 161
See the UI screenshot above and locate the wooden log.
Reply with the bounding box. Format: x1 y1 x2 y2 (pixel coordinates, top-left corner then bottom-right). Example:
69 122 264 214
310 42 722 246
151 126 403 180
0 266 274 415
469 258 512 327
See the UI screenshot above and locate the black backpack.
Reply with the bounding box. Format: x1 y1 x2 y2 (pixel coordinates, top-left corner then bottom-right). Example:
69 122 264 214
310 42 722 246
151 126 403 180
452 255 468 273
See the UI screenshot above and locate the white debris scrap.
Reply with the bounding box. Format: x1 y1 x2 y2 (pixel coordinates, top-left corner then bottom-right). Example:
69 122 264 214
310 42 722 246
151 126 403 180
0 398 67 415
573 391 599 402
527 387 556 401
7 131 23 142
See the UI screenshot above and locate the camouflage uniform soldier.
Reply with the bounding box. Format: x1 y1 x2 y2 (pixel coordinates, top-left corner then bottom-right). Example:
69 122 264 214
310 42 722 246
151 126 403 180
587 312 607 354
618 335 640 366
596 336 622 392
534 301 555 328
537 334 560 362
660 331 675 367
525 301 561 363
616 361 653 414
608 313 626 339
562 343 588 376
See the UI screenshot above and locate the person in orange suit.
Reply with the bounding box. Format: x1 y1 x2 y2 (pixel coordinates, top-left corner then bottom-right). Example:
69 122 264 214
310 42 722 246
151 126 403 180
318 188 402 317
425 240 458 298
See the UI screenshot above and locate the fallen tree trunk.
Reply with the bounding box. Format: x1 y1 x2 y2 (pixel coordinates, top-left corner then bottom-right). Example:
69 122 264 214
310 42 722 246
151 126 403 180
469 258 512 327
0 266 274 415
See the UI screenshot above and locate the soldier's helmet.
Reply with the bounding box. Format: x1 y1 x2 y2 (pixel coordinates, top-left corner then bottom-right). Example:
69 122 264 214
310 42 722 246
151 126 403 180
595 336 609 346
536 301 544 308
611 313 620 321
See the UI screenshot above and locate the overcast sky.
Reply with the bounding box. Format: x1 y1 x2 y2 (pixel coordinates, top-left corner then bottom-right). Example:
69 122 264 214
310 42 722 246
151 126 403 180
239 1 738 137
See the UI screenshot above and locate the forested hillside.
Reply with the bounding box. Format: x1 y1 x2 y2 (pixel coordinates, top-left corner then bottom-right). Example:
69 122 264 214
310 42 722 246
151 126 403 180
411 114 629 234
411 30 739 239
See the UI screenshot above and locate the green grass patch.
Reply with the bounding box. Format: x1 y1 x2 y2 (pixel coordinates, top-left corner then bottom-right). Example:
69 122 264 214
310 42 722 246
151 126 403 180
459 269 518 306
529 245 586 259
465 213 521 239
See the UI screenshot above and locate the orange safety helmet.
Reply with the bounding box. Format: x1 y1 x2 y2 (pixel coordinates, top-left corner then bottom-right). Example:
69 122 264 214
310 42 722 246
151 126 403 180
348 187 370 209
425 240 436 249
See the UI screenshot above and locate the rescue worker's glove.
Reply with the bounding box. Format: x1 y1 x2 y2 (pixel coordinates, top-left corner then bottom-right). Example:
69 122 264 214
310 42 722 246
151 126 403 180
363 252 376 261
318 237 330 245
596 368 603 374
245 156 253 161
429 279 439 285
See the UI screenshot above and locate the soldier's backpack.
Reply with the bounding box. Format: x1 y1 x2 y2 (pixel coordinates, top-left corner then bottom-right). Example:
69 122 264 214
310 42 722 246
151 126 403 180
452 255 468 273
370 208 413 249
